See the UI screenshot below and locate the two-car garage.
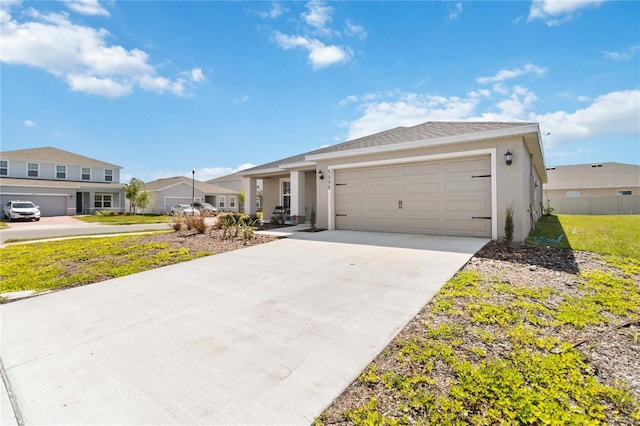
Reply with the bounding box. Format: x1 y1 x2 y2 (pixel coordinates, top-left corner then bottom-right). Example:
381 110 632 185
333 155 493 238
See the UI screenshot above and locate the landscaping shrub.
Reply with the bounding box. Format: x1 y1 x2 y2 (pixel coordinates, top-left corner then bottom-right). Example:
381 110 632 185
95 210 116 216
185 215 207 233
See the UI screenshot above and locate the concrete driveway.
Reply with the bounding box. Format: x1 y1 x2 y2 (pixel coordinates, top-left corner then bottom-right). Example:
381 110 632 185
1 230 488 425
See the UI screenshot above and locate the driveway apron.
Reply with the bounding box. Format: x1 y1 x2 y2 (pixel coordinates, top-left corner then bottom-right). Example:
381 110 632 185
1 230 488 425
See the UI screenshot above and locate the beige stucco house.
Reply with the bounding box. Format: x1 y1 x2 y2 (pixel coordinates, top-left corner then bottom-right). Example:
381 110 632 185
144 176 240 214
545 163 640 215
238 121 547 241
0 147 124 216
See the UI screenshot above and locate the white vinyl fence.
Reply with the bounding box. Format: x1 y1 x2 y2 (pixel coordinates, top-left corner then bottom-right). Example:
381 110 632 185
549 195 640 215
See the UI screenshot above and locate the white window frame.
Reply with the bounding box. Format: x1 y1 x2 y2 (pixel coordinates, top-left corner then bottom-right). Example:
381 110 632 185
565 191 580 198
618 190 632 196
27 162 39 178
0 160 7 176
104 169 113 182
81 167 91 181
218 196 226 209
95 194 113 208
56 164 67 180
280 178 291 211
229 196 237 208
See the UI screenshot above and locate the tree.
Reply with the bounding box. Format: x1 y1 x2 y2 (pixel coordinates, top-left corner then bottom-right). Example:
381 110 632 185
136 191 152 217
238 189 245 213
124 178 144 214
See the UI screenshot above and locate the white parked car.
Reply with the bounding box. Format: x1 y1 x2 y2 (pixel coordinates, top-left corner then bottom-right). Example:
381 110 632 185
169 204 200 216
3 200 41 222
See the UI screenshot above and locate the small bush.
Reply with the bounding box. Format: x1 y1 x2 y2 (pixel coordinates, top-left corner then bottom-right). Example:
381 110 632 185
170 215 183 231
95 210 116 216
185 215 207 233
218 212 256 239
270 214 284 225
504 203 514 244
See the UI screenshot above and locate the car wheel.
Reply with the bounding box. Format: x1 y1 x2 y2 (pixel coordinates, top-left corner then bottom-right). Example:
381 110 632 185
35 218 40 221
7 216 11 222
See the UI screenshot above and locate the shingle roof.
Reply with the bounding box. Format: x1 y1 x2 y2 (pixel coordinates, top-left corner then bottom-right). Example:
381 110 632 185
545 163 640 190
145 176 238 194
242 121 537 172
0 147 121 169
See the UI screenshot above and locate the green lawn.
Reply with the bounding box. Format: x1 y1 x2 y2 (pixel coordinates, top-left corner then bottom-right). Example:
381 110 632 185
75 214 170 225
528 214 640 258
0 233 208 294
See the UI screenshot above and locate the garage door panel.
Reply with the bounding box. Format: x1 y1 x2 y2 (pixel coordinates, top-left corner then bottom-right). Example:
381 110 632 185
444 158 489 173
368 183 399 196
402 163 439 177
335 156 491 237
368 167 399 179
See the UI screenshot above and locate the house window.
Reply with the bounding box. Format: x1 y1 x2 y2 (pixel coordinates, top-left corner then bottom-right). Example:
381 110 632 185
281 179 291 210
104 169 113 182
218 196 226 209
229 196 236 208
56 165 67 179
81 167 91 181
27 162 39 178
0 160 7 176
618 190 632 196
95 194 112 208
565 191 580 198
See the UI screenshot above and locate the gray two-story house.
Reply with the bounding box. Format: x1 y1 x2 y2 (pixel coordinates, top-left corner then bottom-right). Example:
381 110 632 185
0 147 125 216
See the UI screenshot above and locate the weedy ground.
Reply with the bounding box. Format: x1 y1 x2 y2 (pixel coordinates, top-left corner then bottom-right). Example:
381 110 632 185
316 215 640 425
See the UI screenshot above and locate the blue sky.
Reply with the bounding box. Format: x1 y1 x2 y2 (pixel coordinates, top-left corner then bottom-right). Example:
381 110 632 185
1 0 639 182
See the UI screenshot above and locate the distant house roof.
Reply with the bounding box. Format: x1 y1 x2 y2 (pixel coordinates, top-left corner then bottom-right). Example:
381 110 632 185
0 147 122 169
545 163 640 190
0 177 123 189
145 176 238 194
241 121 541 174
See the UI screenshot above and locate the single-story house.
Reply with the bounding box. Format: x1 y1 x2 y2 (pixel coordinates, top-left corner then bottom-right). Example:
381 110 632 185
208 173 263 210
0 147 125 216
238 121 547 241
143 176 241 214
545 163 640 215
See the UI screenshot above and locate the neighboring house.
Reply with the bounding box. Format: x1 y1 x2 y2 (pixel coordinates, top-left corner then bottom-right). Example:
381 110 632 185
238 121 547 241
144 176 240 214
0 147 124 216
545 163 640 215
208 172 264 210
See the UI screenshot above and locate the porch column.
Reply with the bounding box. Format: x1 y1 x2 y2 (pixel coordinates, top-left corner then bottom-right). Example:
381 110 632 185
290 171 306 220
243 177 257 215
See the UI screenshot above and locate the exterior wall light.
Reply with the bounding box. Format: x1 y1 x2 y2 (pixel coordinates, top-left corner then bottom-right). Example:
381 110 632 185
504 150 513 166
318 170 324 180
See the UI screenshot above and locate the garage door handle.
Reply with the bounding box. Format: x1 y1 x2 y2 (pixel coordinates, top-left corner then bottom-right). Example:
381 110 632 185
472 216 491 220
398 200 403 209
336 214 347 217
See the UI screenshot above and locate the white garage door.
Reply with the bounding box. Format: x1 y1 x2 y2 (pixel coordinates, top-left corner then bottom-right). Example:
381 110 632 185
25 195 67 217
334 156 492 237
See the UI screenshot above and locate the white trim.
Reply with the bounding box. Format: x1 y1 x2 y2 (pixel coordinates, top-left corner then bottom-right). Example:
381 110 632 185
279 161 316 170
309 125 539 162
104 168 114 182
81 166 91 181
242 167 286 177
279 177 291 210
27 162 39 178
0 160 8 176
327 148 498 239
55 164 67 180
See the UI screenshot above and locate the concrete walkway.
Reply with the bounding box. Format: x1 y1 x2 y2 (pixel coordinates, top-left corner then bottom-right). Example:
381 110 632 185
1 230 488 425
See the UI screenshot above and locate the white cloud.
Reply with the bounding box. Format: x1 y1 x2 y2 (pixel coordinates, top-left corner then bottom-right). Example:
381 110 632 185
448 2 463 20
0 7 203 97
531 90 640 146
63 0 110 17
24 119 38 127
234 94 250 104
345 19 367 40
346 92 482 140
528 0 606 26
302 1 333 34
602 45 639 61
258 2 287 19
477 63 547 84
272 32 351 69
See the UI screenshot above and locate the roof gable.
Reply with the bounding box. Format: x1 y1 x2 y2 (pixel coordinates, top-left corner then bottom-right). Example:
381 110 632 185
145 176 238 194
241 121 539 174
0 147 121 169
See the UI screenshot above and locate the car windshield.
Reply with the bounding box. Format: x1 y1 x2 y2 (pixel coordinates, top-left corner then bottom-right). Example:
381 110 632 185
14 203 35 208
199 203 214 209
177 205 192 209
